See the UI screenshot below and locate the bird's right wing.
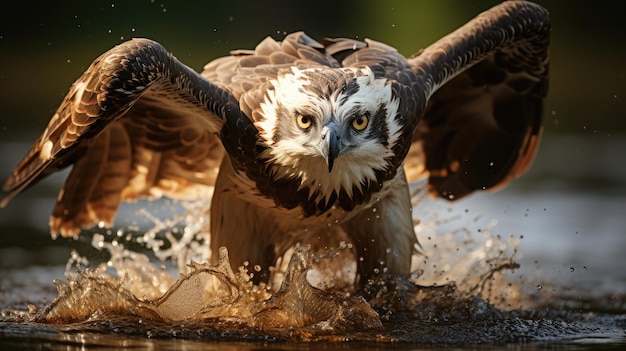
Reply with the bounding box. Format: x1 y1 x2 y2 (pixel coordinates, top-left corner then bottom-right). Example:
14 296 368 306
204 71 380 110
404 1 550 200
1 38 242 237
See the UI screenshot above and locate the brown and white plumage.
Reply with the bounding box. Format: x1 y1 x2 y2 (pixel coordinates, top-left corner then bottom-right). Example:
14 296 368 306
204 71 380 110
1 1 550 284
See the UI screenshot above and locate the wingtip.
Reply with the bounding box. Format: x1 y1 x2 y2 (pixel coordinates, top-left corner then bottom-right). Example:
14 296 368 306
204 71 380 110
0 187 20 209
0 196 10 209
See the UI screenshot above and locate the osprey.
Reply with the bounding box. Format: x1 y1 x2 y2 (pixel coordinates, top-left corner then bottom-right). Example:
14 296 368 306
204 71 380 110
1 1 549 284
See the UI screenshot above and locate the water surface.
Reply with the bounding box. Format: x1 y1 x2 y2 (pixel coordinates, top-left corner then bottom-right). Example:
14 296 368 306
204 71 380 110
1 136 625 350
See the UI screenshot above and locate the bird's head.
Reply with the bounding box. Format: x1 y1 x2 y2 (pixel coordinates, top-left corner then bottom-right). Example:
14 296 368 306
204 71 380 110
255 66 403 200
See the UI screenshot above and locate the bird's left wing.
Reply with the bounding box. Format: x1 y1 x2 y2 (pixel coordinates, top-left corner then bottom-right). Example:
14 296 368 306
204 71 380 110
1 38 242 237
404 1 550 200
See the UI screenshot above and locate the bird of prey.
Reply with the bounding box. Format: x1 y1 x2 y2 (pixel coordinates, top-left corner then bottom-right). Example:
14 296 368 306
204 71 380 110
1 1 549 284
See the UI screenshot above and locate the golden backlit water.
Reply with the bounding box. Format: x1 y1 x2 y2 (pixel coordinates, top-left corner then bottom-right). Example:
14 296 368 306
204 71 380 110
1 148 625 349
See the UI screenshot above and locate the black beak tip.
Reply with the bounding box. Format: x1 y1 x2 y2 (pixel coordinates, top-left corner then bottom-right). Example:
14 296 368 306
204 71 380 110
324 122 340 173
327 139 340 173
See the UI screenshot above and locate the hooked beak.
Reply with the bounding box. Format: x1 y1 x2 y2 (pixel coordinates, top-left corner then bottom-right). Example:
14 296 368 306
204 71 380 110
321 121 341 172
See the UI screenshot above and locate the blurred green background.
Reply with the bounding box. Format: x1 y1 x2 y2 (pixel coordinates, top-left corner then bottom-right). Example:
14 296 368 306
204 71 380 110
0 1 624 137
0 1 624 253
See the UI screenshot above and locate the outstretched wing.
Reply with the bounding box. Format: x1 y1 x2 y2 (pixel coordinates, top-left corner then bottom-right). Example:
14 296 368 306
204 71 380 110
404 1 550 200
1 38 242 237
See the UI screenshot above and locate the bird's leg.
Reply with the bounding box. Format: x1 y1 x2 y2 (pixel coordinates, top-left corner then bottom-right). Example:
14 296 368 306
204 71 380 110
210 159 278 284
341 170 418 286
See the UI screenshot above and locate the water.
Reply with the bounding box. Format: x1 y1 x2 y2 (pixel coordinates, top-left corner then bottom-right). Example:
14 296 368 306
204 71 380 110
1 136 625 350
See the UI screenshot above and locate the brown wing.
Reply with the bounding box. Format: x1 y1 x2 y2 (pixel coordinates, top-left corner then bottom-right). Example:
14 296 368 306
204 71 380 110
404 1 550 200
1 38 241 237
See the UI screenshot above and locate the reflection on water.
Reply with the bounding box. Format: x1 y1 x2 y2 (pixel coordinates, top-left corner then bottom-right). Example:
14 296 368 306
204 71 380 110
1 136 626 349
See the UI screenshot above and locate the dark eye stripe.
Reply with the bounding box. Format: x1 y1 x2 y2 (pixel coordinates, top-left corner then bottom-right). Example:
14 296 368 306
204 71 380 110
368 105 389 147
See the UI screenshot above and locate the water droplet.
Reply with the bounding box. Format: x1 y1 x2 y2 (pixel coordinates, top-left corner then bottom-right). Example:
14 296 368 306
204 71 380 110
570 267 575 272
536 284 543 291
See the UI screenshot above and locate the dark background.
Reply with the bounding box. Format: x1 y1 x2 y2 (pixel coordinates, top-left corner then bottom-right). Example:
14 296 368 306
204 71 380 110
0 1 624 137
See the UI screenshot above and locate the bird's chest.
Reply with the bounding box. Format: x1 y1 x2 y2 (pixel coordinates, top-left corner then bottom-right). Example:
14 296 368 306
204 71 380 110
231 168 394 232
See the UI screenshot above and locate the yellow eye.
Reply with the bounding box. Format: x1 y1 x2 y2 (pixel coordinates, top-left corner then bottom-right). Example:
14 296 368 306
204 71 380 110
296 113 313 130
351 115 369 131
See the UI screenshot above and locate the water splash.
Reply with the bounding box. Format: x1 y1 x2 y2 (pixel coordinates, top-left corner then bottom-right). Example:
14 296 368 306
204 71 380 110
32 245 381 332
22 187 516 327
5 186 624 344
